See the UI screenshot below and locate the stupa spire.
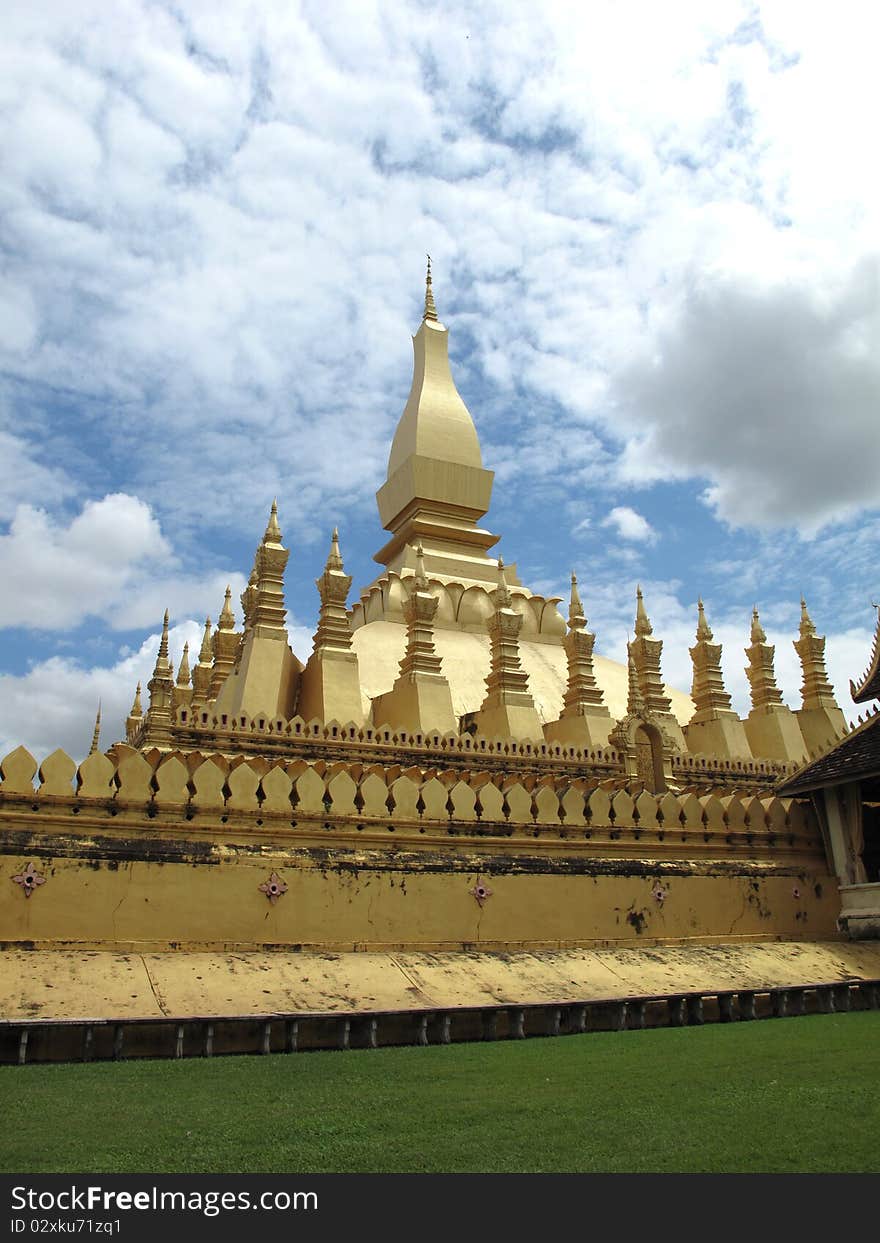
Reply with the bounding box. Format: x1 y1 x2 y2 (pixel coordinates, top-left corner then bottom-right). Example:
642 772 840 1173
794 597 838 710
689 598 733 719
495 556 513 609
144 610 174 748
125 682 143 746
210 586 241 698
198 617 213 664
89 703 102 755
629 587 671 715
371 538 455 734
152 610 173 680
326 527 343 572
696 598 712 641
176 642 191 688
396 541 444 682
264 498 282 545
311 528 355 655
218 587 235 632
635 586 653 637
744 605 784 711
249 500 290 637
298 527 365 727
569 570 584 625
374 259 498 583
192 619 214 706
423 254 438 323
559 571 608 719
473 556 542 741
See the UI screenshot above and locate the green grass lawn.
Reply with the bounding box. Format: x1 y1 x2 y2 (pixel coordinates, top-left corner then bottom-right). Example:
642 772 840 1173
2 1013 878 1173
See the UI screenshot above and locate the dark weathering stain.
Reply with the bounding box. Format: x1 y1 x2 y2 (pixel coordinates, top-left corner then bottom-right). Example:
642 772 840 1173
626 909 647 935
0 832 821 883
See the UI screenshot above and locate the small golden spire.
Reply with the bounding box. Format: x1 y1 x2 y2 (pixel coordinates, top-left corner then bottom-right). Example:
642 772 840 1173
325 527 343 572
414 541 429 590
495 556 512 609
130 682 143 719
152 609 172 678
800 595 816 637
750 606 766 645
198 617 213 663
218 586 235 631
634 586 652 637
696 597 713 641
569 571 584 624
176 641 191 687
89 702 102 755
264 498 282 545
423 254 439 323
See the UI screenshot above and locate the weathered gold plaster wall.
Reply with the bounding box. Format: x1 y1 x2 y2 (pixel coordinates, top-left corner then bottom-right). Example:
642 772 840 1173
1 841 839 952
0 744 840 953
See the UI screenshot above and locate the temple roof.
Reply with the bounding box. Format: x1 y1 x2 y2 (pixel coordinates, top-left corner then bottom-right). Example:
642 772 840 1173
777 710 880 795
850 608 880 704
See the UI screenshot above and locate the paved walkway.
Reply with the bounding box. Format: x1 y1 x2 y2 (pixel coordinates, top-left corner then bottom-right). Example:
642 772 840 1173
4 940 880 1021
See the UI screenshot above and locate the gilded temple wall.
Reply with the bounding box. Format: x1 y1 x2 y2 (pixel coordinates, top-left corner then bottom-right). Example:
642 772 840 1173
0 744 840 952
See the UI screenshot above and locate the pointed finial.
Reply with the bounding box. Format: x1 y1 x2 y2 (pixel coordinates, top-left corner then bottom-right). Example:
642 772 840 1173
800 595 816 637
325 527 343 572
264 498 282 544
198 617 213 663
130 682 143 719
495 556 512 608
218 586 235 631
176 641 191 687
414 541 429 590
634 585 652 637
569 571 585 624
423 254 439 322
750 606 766 644
89 702 102 755
696 597 712 641
152 609 172 677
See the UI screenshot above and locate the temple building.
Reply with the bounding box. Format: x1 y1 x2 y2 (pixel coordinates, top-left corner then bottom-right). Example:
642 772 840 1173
1 265 878 1056
128 264 845 784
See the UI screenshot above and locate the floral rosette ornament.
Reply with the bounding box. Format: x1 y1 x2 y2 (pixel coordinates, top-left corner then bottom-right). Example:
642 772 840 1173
470 878 492 907
258 871 288 904
12 862 46 899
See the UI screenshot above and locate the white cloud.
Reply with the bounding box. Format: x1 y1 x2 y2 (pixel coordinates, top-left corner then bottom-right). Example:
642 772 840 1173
615 260 880 532
602 506 657 544
0 493 246 631
0 624 195 764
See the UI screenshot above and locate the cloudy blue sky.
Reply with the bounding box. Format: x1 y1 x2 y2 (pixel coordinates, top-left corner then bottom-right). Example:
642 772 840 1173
1 0 879 760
